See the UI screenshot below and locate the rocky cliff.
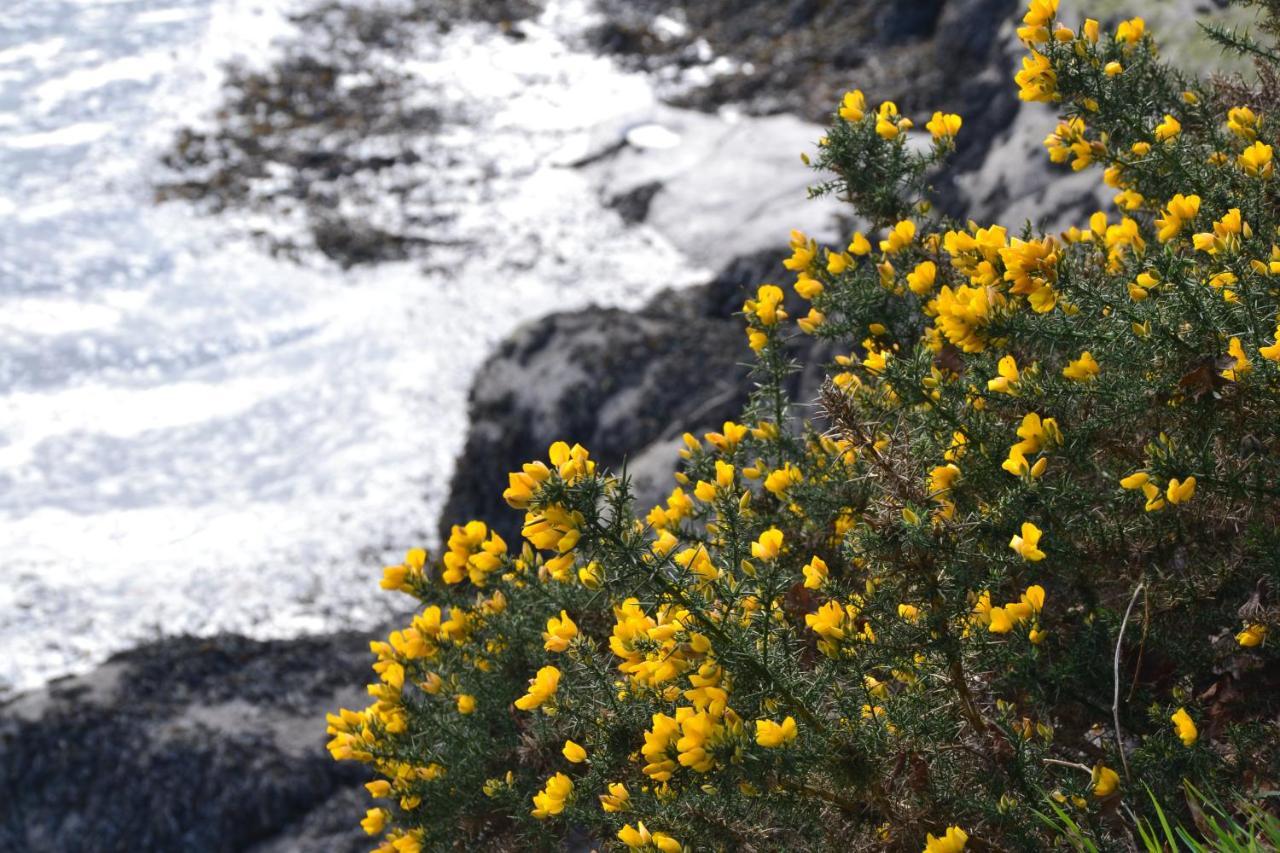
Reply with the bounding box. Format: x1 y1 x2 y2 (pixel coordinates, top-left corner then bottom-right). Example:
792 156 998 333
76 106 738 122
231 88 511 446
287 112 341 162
0 633 373 852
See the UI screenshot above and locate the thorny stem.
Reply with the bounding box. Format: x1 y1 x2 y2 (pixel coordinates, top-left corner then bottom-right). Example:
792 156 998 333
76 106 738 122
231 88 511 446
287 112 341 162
923 556 989 735
777 779 879 818
820 379 927 507
947 653 989 735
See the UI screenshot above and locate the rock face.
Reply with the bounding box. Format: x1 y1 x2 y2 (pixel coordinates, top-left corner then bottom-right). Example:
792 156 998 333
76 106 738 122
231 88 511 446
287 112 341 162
591 0 1020 141
438 249 784 543
583 106 845 270
0 634 372 853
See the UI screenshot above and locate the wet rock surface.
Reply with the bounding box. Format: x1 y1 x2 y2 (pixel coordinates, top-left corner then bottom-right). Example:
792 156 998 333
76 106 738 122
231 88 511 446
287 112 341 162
0 633 373 853
577 0 1261 231
155 1 535 268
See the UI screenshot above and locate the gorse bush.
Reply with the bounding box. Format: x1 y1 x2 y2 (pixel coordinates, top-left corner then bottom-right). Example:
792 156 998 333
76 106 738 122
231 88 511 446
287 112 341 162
327 2 1280 850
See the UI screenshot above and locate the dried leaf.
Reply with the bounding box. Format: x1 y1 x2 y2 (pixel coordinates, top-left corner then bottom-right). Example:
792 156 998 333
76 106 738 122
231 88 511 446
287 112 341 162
1177 355 1234 400
933 343 965 376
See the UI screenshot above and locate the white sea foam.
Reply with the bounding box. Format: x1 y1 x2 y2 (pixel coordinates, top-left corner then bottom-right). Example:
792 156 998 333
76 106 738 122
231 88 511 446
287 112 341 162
0 0 703 695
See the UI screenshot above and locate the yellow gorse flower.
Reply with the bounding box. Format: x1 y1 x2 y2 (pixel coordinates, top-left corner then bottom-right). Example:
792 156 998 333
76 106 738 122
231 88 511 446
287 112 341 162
907 259 938 295
1170 707 1197 746
923 825 969 853
442 521 508 587
929 463 962 519
599 782 630 813
531 772 573 819
751 527 784 560
933 284 995 352
985 585 1045 635
1154 114 1182 142
746 284 787 326
1016 51 1057 102
1018 0 1057 44
874 101 911 139
1240 141 1274 178
543 610 578 653
381 547 427 593
1237 623 1267 647
1062 351 1099 381
1003 412 1061 478
926 111 963 142
1193 208 1251 255
1166 476 1196 505
839 89 867 123
802 555 829 589
1116 17 1145 45
1044 117 1098 170
805 600 847 641
563 740 588 763
1009 522 1046 561
705 421 749 452
1155 194 1200 242
362 807 388 836
764 463 803 496
1222 338 1251 381
1091 764 1120 797
988 354 1020 395
618 822 681 852
754 716 798 748
1228 106 1259 140
514 665 561 711
880 219 916 254
503 459 551 509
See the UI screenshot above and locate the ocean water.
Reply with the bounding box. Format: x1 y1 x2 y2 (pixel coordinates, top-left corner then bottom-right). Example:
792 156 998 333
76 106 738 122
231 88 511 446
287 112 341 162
0 0 704 694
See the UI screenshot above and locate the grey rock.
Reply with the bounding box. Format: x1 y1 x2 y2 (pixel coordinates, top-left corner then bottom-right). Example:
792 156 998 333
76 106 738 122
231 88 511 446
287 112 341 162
874 0 946 43
435 290 753 544
582 105 845 271
606 180 664 225
247 786 371 853
0 633 373 853
590 0 1020 127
